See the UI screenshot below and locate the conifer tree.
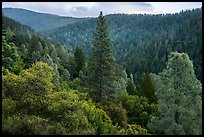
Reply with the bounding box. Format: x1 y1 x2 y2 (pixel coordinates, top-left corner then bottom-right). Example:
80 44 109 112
2 35 21 72
126 75 137 95
87 11 116 103
148 52 202 135
73 47 86 78
115 69 128 93
138 73 157 103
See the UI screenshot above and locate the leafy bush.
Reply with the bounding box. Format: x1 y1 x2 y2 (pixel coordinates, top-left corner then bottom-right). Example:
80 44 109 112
113 92 158 128
2 98 17 117
2 114 67 135
95 103 128 127
82 100 120 135
2 61 53 116
46 90 94 134
119 124 149 135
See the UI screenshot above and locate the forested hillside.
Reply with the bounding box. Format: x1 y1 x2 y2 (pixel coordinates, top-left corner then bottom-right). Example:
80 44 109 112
2 9 202 135
2 13 154 135
44 8 202 83
3 8 202 83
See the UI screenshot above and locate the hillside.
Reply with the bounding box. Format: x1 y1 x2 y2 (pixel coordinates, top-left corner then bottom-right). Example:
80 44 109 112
3 8 202 84
2 8 202 135
2 13 154 135
45 9 203 83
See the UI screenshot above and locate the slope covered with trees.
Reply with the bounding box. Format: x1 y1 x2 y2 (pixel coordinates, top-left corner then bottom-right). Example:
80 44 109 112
2 12 154 135
2 9 202 135
40 8 204 83
3 8 202 83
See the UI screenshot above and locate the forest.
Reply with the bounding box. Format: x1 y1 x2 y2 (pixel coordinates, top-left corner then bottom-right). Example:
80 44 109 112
2 8 202 135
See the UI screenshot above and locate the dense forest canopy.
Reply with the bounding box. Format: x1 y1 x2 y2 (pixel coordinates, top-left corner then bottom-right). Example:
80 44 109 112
2 7 202 135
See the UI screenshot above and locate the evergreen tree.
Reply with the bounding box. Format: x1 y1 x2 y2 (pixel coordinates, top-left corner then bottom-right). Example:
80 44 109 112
60 68 70 82
52 63 60 90
148 52 202 135
49 44 60 66
87 11 116 103
114 69 128 93
126 76 137 95
138 73 157 103
73 47 86 78
19 44 28 59
57 44 70 65
2 35 21 72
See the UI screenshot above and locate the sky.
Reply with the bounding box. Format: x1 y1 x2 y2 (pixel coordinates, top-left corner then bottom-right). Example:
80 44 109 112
2 2 202 18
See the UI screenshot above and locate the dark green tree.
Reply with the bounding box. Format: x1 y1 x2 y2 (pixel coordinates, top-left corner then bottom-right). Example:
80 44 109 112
87 11 116 103
73 47 86 78
138 73 157 103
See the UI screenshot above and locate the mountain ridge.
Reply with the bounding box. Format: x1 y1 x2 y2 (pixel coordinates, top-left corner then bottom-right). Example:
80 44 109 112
2 8 86 32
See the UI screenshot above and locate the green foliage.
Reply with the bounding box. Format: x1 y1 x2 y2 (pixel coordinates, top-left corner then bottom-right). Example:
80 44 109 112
138 73 157 103
2 66 10 75
148 52 202 135
73 47 86 78
59 67 70 82
12 58 25 74
2 14 77 90
82 100 119 135
114 68 128 93
96 103 128 127
38 8 202 83
2 35 21 72
46 90 94 134
51 64 60 89
2 72 23 99
21 61 54 95
2 9 202 135
126 77 137 95
68 77 81 89
2 99 17 117
119 124 149 135
2 61 53 115
2 114 67 135
87 11 116 103
113 92 158 128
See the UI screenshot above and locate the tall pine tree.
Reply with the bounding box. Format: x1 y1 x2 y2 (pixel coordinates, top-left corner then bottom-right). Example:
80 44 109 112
148 52 202 135
87 11 116 103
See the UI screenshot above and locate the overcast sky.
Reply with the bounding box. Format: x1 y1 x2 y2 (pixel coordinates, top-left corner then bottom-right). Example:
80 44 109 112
2 2 202 17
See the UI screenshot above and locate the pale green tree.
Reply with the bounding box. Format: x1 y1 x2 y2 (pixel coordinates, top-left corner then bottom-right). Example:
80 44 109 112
148 52 202 135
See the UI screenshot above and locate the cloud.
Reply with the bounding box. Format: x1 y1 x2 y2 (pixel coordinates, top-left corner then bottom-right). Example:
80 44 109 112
2 2 97 17
90 2 154 15
66 2 154 17
74 6 89 12
133 2 151 6
147 2 202 14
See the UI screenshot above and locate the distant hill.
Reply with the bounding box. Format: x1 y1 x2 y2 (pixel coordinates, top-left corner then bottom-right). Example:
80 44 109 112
2 8 86 32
